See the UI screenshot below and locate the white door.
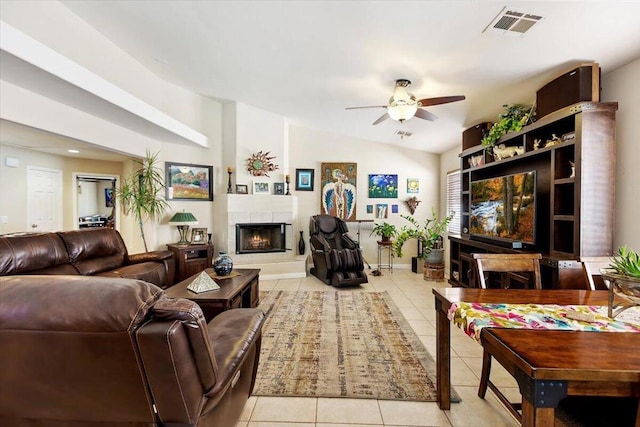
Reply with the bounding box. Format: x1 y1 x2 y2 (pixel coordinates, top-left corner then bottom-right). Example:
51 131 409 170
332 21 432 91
27 166 63 232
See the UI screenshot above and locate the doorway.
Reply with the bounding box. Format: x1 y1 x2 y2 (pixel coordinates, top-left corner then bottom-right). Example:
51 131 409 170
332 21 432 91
73 173 119 230
26 166 63 232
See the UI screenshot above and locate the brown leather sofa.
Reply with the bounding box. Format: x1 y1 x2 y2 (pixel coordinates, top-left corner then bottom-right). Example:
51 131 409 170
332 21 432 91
0 275 265 426
0 228 175 288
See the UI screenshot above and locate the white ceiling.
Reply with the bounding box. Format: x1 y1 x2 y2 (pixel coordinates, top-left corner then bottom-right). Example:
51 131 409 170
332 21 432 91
6 1 640 157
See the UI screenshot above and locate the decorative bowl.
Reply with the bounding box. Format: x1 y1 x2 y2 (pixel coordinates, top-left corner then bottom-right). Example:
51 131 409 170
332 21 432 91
602 271 640 305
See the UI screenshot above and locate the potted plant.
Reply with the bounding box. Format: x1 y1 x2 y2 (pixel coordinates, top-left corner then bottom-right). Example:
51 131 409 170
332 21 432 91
602 245 640 317
370 221 397 242
393 208 453 264
481 104 535 153
116 150 169 252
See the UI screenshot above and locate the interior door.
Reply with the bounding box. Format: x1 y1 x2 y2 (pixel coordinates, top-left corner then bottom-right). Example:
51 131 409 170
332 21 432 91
27 166 63 232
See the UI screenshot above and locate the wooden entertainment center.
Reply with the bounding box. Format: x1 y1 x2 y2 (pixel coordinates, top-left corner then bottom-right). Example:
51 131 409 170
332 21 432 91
450 101 617 289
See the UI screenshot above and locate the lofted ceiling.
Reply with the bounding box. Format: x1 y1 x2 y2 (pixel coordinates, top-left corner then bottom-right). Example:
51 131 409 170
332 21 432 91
4 1 640 157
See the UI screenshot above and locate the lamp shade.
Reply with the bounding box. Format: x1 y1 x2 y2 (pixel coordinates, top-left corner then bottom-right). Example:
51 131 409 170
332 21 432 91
169 211 198 226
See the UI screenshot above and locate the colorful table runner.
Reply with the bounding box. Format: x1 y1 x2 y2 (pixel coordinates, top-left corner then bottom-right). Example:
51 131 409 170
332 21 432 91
448 302 640 341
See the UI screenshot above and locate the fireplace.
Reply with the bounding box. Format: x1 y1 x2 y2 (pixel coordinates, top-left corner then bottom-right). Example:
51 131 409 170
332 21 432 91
235 223 286 254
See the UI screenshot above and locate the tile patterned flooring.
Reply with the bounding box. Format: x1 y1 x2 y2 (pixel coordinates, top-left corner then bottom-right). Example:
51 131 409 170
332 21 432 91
236 269 521 427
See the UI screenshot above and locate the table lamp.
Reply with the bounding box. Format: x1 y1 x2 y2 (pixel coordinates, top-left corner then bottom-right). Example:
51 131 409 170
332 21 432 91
169 210 198 245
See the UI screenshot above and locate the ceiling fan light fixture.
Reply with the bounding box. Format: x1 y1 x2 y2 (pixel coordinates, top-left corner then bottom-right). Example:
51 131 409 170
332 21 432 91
388 103 418 122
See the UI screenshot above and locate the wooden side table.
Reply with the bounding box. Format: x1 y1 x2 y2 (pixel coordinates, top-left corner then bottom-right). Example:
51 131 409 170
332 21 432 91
166 243 214 284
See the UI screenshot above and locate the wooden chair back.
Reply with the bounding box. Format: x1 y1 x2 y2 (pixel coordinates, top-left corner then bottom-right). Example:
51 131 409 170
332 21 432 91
472 253 542 289
580 256 614 290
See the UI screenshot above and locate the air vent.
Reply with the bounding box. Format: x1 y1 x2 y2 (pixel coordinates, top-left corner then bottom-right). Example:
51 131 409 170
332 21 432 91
483 7 542 36
395 130 413 139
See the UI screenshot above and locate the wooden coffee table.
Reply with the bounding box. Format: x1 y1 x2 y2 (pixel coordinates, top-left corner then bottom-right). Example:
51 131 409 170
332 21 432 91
165 268 260 322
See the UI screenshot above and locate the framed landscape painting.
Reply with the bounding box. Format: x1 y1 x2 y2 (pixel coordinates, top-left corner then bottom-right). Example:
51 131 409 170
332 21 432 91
166 162 213 201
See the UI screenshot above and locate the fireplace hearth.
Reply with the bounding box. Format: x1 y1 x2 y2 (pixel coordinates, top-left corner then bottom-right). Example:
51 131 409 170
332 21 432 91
236 223 286 254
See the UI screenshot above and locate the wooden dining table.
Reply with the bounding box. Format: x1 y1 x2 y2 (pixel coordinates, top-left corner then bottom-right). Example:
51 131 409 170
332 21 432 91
432 288 620 411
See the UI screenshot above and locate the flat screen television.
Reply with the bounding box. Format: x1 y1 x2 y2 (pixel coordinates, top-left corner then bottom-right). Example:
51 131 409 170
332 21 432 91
470 171 536 245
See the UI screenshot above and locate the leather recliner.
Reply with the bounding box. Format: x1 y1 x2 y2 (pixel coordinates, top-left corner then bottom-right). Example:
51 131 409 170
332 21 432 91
309 214 368 287
0 275 265 426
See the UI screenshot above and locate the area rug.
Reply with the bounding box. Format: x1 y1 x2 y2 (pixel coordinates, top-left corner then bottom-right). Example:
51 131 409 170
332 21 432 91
252 290 460 402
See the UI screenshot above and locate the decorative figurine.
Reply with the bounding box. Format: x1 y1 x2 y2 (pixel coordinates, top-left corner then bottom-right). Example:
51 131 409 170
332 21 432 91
285 174 291 195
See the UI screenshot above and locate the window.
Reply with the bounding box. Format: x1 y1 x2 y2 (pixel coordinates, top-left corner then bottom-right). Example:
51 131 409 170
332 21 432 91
446 170 461 235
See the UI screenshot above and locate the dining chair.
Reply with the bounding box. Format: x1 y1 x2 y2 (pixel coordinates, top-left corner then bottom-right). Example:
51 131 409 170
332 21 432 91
472 253 542 290
580 256 614 290
472 252 543 422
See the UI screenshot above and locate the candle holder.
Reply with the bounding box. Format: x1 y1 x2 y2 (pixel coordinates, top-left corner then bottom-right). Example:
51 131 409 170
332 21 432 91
227 167 233 194
285 174 291 195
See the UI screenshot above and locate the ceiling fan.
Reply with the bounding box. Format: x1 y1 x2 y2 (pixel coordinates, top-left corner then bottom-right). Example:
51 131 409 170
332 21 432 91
346 79 465 125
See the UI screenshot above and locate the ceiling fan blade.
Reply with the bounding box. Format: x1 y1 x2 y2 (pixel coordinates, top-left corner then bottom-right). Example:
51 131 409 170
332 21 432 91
372 113 390 125
345 105 387 110
417 95 466 107
414 108 438 121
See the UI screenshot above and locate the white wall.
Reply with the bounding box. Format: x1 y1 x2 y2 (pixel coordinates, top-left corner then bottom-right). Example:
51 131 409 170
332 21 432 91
602 58 640 251
289 125 440 268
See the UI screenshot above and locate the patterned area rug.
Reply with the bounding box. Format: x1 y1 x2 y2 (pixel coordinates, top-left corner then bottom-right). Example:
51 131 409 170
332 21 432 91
253 290 459 402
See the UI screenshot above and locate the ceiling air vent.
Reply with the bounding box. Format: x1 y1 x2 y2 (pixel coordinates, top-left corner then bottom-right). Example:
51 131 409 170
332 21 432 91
394 130 413 140
483 7 543 36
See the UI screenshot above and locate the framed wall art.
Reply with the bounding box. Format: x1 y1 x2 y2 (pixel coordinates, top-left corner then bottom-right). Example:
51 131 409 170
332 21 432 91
236 184 248 194
166 162 213 201
295 168 315 191
407 178 419 194
320 162 357 221
368 174 398 198
253 181 270 194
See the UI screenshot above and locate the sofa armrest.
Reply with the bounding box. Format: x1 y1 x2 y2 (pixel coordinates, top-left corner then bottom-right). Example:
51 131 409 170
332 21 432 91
128 250 174 264
204 308 265 399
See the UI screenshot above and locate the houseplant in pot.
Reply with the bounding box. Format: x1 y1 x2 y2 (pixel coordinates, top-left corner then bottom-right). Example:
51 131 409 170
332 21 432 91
370 221 397 243
393 208 453 265
602 245 640 318
116 150 169 252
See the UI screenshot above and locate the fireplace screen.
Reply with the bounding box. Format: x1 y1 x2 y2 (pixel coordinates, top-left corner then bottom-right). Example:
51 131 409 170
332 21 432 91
236 223 286 254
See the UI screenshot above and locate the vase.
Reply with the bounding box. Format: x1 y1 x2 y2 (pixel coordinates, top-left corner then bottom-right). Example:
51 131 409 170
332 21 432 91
298 231 306 255
213 252 233 276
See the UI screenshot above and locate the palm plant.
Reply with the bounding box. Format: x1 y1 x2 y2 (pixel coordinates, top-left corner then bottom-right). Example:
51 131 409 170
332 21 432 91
116 150 169 252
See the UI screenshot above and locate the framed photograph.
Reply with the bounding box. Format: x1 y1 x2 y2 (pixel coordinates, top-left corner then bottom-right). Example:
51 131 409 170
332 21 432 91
253 181 270 194
166 162 213 201
295 168 315 191
190 227 207 244
236 184 248 194
105 188 114 207
274 182 285 195
562 132 576 142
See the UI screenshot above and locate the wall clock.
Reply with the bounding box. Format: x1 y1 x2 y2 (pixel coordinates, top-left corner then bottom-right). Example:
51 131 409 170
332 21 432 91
246 151 279 177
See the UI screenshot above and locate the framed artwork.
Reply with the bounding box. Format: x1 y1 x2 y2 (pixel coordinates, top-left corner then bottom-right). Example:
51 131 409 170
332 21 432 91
105 188 114 207
375 203 388 219
190 227 207 244
253 181 270 194
295 168 315 191
366 205 373 214
392 204 398 214
407 178 419 194
166 162 213 201
235 184 248 194
320 162 357 221
368 174 398 198
274 182 285 195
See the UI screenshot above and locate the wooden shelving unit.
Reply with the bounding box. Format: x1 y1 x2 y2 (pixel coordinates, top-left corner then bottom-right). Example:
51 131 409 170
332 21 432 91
451 102 617 289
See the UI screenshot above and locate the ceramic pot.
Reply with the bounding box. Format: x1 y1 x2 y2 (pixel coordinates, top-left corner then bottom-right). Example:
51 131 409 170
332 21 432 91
213 252 233 276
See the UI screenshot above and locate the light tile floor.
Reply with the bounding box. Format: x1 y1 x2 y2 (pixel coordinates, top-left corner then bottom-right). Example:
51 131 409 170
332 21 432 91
237 269 521 427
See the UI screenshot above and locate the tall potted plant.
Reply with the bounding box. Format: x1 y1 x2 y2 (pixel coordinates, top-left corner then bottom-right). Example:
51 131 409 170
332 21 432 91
116 150 169 252
393 208 453 264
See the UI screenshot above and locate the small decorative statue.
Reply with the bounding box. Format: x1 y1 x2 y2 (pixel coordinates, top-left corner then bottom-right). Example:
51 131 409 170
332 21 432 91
534 139 541 150
405 196 421 215
545 134 562 148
